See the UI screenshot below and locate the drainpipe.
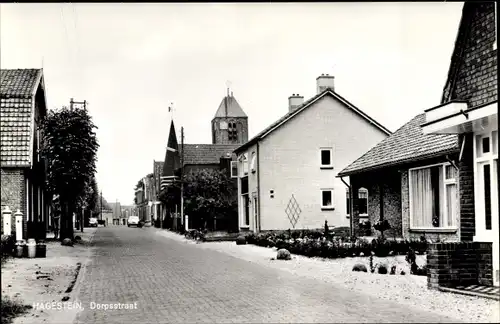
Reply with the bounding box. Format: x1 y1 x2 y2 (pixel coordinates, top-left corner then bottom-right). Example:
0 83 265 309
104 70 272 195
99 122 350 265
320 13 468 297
340 176 352 237
256 142 261 233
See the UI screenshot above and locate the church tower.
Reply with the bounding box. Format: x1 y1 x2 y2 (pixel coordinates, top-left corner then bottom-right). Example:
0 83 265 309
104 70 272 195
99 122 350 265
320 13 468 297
211 89 248 145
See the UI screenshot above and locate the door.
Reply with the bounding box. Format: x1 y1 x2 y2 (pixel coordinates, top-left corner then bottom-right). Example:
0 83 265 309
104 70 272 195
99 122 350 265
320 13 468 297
474 131 499 286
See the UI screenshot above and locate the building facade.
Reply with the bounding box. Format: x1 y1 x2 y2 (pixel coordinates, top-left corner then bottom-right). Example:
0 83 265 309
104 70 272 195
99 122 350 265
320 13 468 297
339 2 498 288
234 74 391 233
1 69 50 239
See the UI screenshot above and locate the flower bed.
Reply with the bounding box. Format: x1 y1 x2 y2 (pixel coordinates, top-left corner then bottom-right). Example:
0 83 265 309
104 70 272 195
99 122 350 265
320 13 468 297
244 230 428 258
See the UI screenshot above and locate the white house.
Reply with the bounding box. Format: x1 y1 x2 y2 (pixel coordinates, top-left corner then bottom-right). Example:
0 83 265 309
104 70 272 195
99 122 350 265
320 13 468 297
233 74 391 232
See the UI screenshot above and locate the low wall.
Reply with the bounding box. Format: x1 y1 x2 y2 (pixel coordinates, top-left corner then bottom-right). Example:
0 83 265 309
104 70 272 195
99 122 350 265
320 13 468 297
427 242 493 289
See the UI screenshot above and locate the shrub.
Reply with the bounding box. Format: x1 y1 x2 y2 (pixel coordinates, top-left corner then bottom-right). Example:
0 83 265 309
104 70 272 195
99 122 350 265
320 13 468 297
369 254 375 273
243 230 428 261
61 238 73 246
235 236 246 245
352 263 368 272
377 263 388 274
1 235 15 265
276 248 291 260
1 295 33 324
390 265 397 275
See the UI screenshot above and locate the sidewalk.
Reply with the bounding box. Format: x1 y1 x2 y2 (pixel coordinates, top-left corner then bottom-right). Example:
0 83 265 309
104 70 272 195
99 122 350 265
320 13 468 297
1 228 97 324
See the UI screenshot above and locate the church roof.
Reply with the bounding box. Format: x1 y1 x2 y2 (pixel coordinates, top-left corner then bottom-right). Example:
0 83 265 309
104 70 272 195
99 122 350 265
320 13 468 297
162 120 181 177
213 94 247 118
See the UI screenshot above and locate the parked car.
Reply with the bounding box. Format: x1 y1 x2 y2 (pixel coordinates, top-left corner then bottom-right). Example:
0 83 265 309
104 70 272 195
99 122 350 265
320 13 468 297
89 217 98 227
127 216 140 227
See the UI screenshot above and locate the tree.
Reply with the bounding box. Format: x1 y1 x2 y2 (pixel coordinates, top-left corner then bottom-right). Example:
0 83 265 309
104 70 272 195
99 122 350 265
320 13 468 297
182 169 237 230
84 176 100 218
41 106 99 241
133 179 144 205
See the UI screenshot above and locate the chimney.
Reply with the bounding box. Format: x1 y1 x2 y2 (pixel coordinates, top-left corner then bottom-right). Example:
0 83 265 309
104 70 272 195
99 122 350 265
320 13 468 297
316 73 335 94
288 93 304 112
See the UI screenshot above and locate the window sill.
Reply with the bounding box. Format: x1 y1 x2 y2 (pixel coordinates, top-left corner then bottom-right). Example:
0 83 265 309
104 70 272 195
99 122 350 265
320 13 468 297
320 166 334 170
409 227 458 233
321 207 335 211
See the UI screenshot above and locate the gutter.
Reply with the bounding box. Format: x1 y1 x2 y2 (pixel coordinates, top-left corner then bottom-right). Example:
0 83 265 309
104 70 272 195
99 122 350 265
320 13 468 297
257 142 261 232
340 176 353 237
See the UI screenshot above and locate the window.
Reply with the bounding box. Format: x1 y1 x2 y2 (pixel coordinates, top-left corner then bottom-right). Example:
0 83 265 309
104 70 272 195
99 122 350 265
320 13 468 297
36 128 41 161
241 176 249 227
482 137 490 154
240 153 249 175
358 188 368 216
242 195 250 227
250 152 256 173
409 163 457 229
346 188 350 216
230 161 238 178
321 189 334 209
320 148 333 168
228 122 238 141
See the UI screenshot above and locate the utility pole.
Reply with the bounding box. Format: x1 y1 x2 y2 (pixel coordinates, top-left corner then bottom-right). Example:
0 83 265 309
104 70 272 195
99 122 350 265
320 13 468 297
180 126 184 228
70 98 87 111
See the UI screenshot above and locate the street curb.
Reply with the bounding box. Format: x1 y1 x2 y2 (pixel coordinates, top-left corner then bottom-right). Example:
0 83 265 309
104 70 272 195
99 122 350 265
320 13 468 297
63 228 98 322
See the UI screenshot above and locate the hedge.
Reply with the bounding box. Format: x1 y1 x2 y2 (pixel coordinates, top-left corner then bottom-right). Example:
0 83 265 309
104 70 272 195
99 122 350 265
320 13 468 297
244 230 428 258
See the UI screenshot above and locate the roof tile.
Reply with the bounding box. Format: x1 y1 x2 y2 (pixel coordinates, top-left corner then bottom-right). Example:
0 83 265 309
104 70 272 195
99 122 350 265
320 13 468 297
181 144 239 165
338 113 459 176
0 97 33 167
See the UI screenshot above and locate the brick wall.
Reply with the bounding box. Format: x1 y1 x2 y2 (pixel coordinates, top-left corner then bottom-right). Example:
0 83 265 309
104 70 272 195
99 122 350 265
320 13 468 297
442 3 497 107
350 170 402 238
458 133 475 241
211 117 248 145
1 168 26 235
450 3 497 108
427 242 493 289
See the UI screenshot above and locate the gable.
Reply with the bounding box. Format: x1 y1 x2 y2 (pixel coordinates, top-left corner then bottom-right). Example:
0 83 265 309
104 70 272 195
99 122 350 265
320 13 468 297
0 69 43 168
234 89 391 153
441 2 497 108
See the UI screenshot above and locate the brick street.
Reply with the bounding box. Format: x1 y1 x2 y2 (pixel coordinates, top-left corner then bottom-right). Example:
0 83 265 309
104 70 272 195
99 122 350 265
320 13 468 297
73 227 460 323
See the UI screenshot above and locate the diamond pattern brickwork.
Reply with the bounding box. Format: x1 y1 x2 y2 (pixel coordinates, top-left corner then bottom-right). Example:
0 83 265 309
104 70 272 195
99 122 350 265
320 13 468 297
285 194 301 229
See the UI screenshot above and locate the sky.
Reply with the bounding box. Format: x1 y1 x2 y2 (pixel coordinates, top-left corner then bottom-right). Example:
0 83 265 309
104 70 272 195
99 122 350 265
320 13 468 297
1 2 464 205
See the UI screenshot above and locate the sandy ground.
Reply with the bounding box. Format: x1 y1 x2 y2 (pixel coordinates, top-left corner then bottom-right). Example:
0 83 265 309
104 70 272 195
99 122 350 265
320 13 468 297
156 229 500 323
1 228 97 324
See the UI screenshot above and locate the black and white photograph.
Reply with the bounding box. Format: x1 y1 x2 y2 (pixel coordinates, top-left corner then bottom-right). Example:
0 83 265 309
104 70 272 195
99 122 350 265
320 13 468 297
0 2 498 323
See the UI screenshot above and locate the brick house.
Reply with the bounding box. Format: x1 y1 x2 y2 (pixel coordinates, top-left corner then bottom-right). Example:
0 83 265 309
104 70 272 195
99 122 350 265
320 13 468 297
1 69 50 239
233 74 391 233
338 2 498 288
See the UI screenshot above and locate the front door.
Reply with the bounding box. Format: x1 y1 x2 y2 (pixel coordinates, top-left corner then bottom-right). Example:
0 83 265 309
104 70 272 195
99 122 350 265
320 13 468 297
474 130 499 286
